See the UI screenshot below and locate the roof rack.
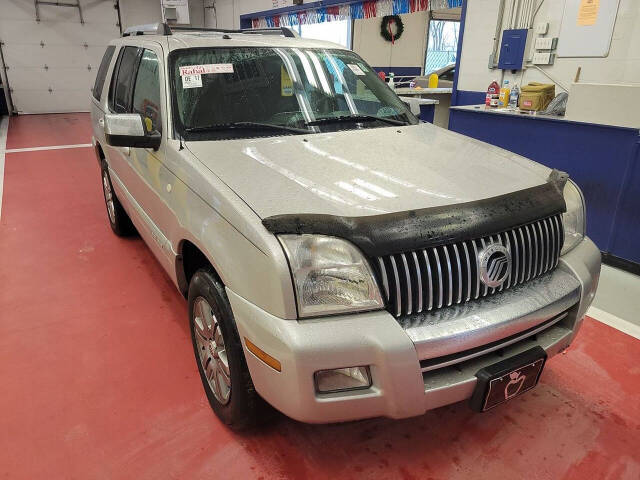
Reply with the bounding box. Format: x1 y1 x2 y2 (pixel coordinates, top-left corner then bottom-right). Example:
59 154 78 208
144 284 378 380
122 23 171 37
122 23 297 38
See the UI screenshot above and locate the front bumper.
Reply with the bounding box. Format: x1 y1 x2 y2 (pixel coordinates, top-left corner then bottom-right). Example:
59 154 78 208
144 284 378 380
228 237 600 423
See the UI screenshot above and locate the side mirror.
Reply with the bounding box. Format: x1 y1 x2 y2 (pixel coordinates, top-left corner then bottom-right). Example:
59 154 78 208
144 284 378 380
104 113 161 150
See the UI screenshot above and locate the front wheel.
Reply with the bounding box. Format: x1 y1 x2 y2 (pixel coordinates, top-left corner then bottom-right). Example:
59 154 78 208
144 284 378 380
101 161 135 236
188 268 268 429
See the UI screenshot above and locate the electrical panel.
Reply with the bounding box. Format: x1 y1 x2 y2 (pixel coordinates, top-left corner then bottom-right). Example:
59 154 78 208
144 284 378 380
498 29 529 71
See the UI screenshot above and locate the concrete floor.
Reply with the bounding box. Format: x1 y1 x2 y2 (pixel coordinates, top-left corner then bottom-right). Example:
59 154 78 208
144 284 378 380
1 114 639 479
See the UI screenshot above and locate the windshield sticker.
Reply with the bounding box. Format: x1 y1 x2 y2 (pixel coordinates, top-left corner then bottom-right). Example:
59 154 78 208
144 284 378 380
357 62 369 72
179 64 234 76
347 64 366 76
281 66 293 97
182 74 202 89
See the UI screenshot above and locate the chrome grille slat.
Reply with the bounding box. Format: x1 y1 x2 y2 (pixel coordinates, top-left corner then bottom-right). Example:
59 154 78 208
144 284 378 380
471 240 481 299
479 238 489 297
498 232 509 291
542 218 551 272
509 230 519 287
433 248 444 309
389 255 401 317
442 246 453 307
524 226 533 281
377 257 389 300
422 250 434 311
452 244 463 304
536 222 545 275
552 215 561 267
400 254 412 315
530 224 539 279
462 242 472 302
412 251 423 313
517 227 526 284
376 214 564 317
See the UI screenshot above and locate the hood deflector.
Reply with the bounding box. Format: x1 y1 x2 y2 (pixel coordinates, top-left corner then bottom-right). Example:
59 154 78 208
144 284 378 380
262 170 568 257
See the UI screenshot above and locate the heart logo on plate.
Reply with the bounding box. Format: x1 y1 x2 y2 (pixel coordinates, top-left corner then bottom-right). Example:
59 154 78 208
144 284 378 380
504 371 526 399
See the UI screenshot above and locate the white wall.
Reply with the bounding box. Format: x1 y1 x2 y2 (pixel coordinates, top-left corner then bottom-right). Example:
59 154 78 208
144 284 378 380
205 0 273 29
352 12 429 70
458 0 640 93
119 0 206 30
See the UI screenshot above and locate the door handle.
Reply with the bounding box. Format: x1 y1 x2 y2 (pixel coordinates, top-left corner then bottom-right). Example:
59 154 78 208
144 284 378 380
98 117 104 128
122 147 130 156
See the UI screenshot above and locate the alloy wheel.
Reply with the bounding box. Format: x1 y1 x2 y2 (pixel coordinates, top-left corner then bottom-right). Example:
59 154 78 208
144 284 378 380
193 296 231 404
102 172 116 224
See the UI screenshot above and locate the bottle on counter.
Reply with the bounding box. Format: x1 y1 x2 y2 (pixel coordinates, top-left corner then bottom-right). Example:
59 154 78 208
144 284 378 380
486 79 500 107
509 83 520 109
498 80 510 108
388 72 395 90
428 73 439 88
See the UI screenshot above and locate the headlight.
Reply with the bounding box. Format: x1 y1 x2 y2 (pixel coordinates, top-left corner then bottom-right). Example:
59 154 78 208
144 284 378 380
279 234 384 318
561 180 586 255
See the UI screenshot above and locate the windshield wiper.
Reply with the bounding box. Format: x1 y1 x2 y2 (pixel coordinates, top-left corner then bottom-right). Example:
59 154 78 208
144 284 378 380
304 114 408 127
184 122 309 135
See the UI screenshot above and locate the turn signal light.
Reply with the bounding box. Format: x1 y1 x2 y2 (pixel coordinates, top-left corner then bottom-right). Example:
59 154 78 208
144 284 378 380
244 337 281 372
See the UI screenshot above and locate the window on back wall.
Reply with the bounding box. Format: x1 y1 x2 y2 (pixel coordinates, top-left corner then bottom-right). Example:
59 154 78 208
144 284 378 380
424 19 460 75
296 19 352 49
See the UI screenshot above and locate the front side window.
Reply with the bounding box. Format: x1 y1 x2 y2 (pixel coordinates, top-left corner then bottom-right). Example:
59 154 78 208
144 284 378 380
109 46 140 113
132 49 162 135
170 47 417 140
93 45 116 101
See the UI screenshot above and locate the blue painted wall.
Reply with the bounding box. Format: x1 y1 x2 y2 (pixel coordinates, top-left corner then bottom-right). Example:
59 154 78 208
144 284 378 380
449 108 640 264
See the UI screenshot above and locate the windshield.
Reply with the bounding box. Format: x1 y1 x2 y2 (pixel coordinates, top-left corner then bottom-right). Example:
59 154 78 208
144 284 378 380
170 47 417 139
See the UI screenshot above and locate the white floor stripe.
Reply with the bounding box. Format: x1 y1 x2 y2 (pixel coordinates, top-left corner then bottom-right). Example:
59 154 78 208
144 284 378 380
587 306 640 340
0 116 9 220
5 143 92 153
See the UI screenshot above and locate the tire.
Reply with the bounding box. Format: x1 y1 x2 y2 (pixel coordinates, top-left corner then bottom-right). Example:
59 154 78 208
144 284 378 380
100 161 135 237
188 268 268 429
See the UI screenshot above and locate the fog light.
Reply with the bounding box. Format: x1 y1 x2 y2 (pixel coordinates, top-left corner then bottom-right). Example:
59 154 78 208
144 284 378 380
314 366 372 393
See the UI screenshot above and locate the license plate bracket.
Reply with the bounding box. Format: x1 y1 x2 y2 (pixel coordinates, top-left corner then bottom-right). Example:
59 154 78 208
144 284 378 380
470 346 547 412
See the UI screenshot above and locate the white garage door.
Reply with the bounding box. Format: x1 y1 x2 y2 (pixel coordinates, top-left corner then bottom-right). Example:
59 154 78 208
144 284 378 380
0 0 120 113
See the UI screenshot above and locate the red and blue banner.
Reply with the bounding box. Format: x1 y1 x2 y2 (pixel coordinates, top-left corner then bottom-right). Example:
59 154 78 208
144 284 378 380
251 0 430 29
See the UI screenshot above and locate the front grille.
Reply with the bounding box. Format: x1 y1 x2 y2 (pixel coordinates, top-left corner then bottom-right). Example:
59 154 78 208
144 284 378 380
374 214 564 317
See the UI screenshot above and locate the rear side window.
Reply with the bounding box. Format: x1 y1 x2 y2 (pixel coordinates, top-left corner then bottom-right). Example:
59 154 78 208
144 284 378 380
132 49 162 134
93 46 115 101
109 46 140 113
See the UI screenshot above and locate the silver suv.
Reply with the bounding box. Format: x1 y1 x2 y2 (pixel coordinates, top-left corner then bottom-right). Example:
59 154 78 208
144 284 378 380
90 24 600 428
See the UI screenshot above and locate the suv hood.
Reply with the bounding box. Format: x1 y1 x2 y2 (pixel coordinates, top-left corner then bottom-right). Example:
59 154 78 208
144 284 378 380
187 124 551 219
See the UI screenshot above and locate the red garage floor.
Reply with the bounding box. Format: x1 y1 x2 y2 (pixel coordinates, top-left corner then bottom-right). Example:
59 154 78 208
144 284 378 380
1 114 639 480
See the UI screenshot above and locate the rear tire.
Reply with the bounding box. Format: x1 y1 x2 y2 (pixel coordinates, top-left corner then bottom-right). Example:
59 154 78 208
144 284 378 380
188 268 269 429
101 161 135 237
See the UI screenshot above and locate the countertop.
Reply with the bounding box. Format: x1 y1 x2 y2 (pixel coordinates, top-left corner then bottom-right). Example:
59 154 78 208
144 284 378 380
394 87 452 95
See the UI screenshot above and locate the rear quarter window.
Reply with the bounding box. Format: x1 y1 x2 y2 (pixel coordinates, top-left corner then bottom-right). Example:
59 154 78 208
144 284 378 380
93 46 116 101
109 46 141 113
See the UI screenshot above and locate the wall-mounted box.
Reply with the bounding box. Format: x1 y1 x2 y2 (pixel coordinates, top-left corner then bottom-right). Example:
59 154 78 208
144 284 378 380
498 29 530 70
532 52 555 65
535 22 549 34
534 37 558 50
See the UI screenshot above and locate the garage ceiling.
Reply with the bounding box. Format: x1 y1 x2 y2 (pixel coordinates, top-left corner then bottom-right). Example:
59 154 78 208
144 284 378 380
0 1 120 114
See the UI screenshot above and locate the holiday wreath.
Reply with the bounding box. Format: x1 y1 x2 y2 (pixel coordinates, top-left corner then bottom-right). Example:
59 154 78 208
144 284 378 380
380 15 404 44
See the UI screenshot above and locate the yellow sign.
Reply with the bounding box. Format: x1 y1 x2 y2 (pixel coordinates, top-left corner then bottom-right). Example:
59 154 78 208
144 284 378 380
281 66 293 97
577 0 599 26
